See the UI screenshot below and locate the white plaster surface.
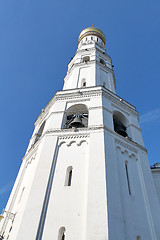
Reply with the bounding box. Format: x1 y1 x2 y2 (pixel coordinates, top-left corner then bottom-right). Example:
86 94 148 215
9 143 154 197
1 30 160 240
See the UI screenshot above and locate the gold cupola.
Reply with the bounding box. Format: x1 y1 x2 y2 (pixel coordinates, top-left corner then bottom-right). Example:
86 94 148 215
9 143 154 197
78 27 106 45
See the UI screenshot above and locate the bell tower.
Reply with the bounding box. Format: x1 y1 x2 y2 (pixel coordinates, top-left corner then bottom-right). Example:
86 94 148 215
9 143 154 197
1 27 160 240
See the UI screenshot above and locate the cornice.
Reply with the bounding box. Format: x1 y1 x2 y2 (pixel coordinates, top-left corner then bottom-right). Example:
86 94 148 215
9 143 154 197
55 89 102 101
59 133 89 140
24 122 146 159
115 138 138 154
103 93 138 117
35 86 138 127
115 137 147 153
23 144 38 161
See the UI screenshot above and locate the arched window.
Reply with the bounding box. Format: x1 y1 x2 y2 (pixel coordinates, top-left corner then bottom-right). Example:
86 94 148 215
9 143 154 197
125 161 131 195
137 236 141 240
34 121 46 143
113 111 130 139
65 166 73 186
58 227 66 240
83 56 90 62
100 58 105 65
64 104 88 129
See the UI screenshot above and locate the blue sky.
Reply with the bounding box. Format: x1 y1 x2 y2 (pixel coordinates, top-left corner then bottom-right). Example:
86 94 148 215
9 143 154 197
0 0 160 212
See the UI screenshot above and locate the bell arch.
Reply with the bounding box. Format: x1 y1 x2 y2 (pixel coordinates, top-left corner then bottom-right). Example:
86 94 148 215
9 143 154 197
34 121 46 143
64 104 88 129
113 111 131 139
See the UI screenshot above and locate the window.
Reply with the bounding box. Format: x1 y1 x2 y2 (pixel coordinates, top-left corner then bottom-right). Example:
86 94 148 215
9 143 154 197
65 167 73 186
113 111 131 139
97 38 98 42
91 36 93 40
83 82 86 87
83 56 90 62
58 227 66 240
125 161 131 195
34 121 46 143
137 236 141 240
100 58 105 65
113 117 128 137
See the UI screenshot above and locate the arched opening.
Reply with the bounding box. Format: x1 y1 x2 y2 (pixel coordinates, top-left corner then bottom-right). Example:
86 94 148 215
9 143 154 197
113 111 130 139
58 227 66 240
64 104 88 129
83 56 90 62
81 78 86 87
100 58 105 65
65 166 73 186
34 121 46 143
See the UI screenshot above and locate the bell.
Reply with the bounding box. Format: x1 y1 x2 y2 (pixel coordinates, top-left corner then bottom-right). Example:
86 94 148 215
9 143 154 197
115 125 128 137
114 118 128 137
69 115 84 128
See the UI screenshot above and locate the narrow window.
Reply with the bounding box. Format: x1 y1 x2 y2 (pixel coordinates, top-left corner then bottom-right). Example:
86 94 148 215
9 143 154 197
65 167 73 186
68 169 72 186
86 37 87 41
58 227 66 240
18 187 25 203
125 161 131 195
34 121 46 143
91 36 93 40
100 58 105 65
83 82 86 87
97 37 98 42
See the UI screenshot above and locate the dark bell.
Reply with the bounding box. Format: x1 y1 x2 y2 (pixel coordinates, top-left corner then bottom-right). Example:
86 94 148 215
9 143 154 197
113 118 128 137
69 115 84 128
115 125 128 137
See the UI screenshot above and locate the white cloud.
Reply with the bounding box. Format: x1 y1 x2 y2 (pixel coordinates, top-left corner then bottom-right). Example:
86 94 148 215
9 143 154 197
139 108 160 125
0 181 14 196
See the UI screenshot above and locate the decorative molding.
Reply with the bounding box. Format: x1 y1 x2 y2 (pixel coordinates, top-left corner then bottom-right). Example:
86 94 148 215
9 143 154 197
25 153 37 168
58 135 88 147
55 91 102 101
112 103 130 116
116 145 138 160
128 123 141 131
110 98 137 117
115 138 138 154
59 134 89 140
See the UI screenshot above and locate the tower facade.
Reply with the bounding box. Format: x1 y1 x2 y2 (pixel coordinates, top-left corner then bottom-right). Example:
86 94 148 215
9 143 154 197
1 27 160 240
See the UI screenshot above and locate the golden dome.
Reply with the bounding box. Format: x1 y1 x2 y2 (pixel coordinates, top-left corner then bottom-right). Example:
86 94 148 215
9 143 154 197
78 27 106 45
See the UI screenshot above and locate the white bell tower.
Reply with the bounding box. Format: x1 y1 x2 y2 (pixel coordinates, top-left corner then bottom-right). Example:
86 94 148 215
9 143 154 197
1 27 160 240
